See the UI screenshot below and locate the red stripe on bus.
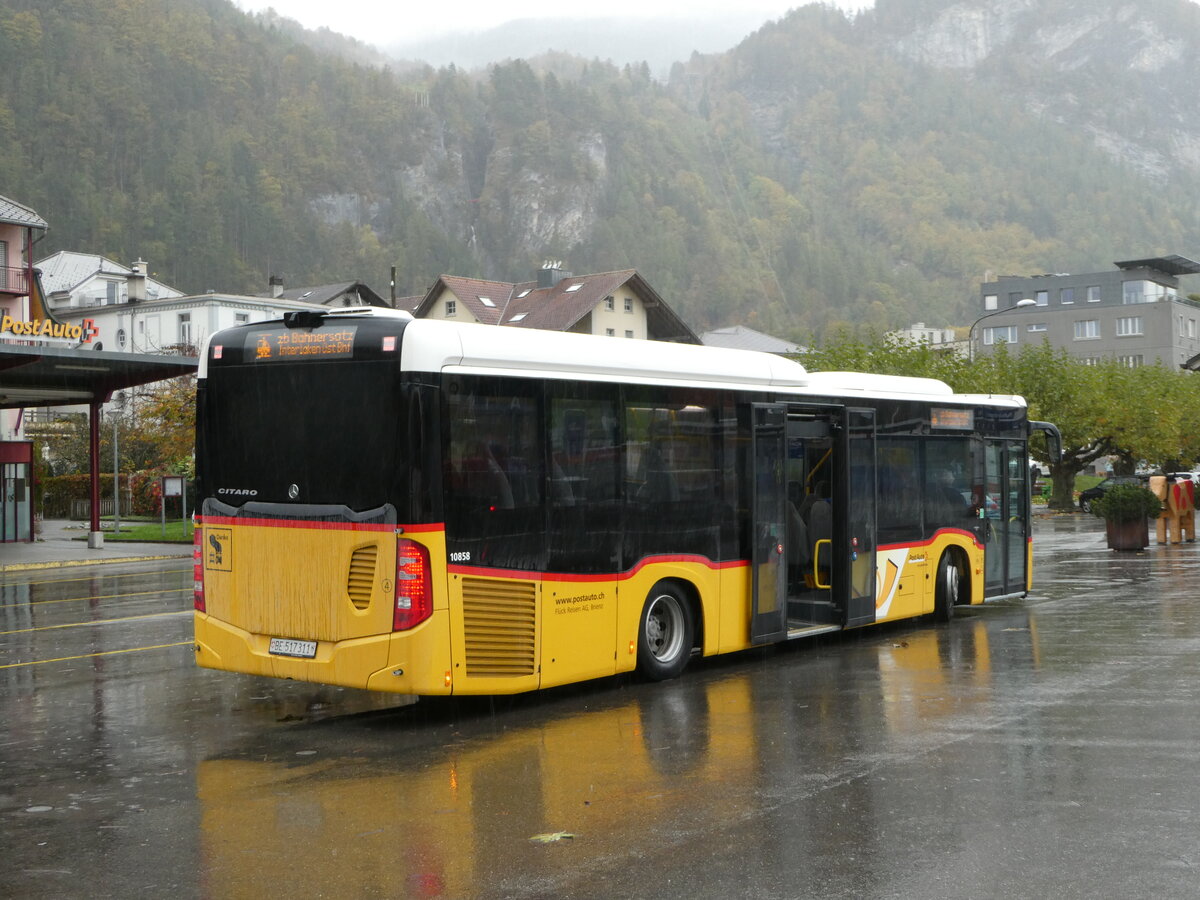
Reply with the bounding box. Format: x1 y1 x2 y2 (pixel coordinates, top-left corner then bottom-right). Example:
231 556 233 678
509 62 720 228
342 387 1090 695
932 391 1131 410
879 528 983 552
200 515 444 533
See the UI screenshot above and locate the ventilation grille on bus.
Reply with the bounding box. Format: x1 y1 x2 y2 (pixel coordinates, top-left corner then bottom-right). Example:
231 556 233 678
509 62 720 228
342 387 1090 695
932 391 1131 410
346 544 378 610
461 577 537 677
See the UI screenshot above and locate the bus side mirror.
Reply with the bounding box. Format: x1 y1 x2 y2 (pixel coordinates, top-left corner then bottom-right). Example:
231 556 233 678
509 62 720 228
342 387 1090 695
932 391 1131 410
1030 421 1062 464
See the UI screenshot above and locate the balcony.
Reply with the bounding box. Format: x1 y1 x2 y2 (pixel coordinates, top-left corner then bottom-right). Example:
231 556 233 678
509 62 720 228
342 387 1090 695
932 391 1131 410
0 266 30 297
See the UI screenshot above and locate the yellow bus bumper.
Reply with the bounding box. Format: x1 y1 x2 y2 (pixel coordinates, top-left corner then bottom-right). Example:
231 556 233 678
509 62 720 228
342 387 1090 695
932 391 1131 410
193 609 454 695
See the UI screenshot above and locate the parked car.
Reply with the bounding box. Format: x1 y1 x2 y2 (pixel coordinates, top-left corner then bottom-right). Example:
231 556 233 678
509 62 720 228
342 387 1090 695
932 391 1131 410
1078 476 1144 513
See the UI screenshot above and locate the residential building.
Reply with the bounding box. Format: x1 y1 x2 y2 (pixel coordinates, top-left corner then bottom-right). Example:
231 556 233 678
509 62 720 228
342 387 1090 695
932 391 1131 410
888 322 966 356
700 325 802 355
977 256 1200 367
0 195 48 444
267 276 388 308
38 252 184 312
38 252 381 355
409 264 700 344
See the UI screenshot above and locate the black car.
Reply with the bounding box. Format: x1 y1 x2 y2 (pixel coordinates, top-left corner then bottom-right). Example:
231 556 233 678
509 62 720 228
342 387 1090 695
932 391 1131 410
1078 475 1143 513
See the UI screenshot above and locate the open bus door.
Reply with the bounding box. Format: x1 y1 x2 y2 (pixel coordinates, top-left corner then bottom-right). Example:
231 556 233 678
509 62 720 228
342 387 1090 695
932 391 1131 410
749 403 877 642
842 408 878 627
749 403 788 644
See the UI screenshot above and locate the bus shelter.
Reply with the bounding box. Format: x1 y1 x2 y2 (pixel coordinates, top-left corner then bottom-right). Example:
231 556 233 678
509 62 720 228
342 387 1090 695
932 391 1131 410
0 342 196 544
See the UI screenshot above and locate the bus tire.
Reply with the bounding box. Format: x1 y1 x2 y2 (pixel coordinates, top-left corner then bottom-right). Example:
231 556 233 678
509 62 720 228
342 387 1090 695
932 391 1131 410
934 551 963 622
637 582 694 681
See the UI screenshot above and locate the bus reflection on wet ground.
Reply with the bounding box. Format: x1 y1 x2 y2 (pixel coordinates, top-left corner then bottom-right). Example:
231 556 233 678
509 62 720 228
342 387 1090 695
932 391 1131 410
187 611 1043 898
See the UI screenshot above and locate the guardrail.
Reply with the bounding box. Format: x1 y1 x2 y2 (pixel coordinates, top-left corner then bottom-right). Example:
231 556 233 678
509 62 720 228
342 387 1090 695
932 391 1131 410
0 267 30 295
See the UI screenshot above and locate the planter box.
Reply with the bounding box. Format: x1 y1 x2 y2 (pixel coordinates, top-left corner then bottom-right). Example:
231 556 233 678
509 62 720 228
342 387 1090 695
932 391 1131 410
1106 517 1149 551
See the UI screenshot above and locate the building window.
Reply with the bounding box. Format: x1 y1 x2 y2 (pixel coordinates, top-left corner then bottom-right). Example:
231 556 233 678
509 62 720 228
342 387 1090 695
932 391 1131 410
1118 355 1144 368
1008 292 1024 307
1086 285 1101 302
983 325 1017 345
604 296 614 311
178 313 192 345
625 330 634 339
116 327 127 348
1189 319 1197 339
606 328 615 336
1081 357 1101 366
446 299 456 317
624 297 634 313
1123 280 1171 305
1027 323 1047 332
983 294 998 311
1060 287 1075 304
1116 316 1143 336
235 313 249 325
1035 290 1048 307
1074 320 1100 340
106 281 118 305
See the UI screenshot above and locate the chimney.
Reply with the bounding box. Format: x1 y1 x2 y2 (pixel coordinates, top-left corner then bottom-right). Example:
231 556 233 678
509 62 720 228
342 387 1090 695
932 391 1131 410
269 274 284 299
128 258 147 303
537 259 570 289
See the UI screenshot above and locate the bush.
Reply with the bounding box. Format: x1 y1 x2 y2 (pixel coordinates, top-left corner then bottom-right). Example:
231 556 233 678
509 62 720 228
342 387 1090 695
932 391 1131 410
1092 483 1162 522
41 474 127 518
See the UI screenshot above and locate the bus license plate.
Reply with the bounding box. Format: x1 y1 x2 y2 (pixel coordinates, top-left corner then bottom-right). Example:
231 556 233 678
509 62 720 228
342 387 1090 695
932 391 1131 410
269 637 317 659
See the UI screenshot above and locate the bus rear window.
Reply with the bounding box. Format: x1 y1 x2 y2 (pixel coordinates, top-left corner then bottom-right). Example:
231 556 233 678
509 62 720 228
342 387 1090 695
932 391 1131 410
200 357 404 510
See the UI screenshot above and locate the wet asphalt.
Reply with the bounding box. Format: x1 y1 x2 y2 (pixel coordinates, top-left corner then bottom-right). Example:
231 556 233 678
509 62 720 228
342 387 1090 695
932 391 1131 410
1 514 1198 898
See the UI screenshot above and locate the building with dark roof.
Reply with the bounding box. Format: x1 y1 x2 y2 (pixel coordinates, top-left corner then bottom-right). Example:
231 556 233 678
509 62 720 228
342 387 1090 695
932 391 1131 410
700 325 802 355
411 264 700 344
977 256 1200 368
267 278 388 308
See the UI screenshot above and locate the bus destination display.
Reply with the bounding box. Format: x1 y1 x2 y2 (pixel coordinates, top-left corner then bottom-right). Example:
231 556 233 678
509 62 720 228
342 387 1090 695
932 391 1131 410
247 326 357 362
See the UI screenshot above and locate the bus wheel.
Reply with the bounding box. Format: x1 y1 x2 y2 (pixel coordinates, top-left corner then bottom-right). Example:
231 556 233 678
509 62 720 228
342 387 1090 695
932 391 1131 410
637 583 694 681
934 552 962 622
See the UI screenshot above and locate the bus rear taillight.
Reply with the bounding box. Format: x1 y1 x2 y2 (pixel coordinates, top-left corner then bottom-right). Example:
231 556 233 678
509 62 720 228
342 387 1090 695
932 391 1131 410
394 538 432 631
193 525 206 612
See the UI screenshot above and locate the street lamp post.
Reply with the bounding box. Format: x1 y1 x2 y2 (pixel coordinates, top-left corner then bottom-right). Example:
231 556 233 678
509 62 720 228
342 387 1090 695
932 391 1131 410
969 298 1037 363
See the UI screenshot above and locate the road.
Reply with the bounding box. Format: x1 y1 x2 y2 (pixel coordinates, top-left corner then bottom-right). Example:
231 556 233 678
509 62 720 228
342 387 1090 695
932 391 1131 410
1 515 1199 898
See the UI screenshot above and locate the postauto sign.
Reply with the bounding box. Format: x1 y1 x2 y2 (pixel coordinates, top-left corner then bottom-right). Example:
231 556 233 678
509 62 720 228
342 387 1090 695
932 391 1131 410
0 314 98 344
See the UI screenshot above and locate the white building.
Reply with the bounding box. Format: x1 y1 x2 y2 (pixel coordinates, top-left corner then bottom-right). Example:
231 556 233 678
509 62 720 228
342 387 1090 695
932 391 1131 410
37 252 382 355
888 322 966 356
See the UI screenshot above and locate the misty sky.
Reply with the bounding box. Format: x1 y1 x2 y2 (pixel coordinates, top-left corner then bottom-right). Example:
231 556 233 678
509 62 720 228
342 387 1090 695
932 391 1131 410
235 0 876 45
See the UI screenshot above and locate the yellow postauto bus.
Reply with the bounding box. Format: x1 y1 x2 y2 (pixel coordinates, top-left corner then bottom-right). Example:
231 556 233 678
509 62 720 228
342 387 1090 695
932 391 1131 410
192 309 1059 696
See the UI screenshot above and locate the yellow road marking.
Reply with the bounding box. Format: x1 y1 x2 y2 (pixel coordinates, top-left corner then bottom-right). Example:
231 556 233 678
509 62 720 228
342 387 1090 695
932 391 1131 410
0 641 193 669
0 609 191 636
0 568 190 589
0 587 189 611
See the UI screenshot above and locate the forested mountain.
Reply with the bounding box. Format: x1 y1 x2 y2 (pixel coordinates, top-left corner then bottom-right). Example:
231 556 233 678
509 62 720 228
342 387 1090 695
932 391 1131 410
1 0 1198 341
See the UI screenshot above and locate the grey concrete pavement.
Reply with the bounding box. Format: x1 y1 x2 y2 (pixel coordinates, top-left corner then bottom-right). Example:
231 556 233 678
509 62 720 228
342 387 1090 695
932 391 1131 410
0 518 191 571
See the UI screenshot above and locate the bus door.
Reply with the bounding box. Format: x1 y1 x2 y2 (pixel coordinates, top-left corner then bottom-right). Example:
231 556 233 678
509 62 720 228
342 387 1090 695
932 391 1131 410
982 440 1028 596
842 408 878 627
751 402 860 639
749 404 787 643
